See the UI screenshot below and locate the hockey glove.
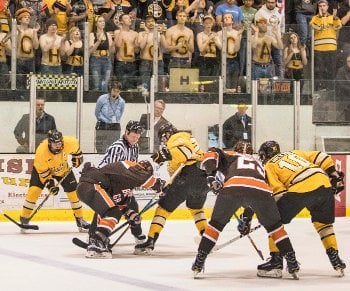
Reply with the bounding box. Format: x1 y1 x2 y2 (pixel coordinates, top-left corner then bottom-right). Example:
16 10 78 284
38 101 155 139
237 213 252 235
71 153 83 168
206 176 223 195
152 178 166 193
46 179 59 196
124 209 141 226
151 147 172 165
330 171 344 194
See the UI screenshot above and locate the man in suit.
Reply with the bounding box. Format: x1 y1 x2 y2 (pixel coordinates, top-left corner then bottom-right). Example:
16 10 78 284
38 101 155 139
139 99 172 153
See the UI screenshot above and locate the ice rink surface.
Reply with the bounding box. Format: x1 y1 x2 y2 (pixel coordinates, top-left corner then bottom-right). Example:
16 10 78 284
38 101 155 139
1 217 349 291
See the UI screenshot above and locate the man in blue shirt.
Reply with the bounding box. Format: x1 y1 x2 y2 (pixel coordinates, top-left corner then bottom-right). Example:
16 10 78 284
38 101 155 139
94 80 125 153
215 0 244 27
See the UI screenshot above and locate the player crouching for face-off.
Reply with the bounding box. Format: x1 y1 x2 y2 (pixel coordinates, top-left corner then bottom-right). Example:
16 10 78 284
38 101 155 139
77 160 165 258
192 141 300 279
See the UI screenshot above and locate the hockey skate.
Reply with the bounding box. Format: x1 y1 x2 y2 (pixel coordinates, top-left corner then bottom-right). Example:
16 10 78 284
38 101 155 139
75 217 90 233
284 251 300 280
85 231 112 259
134 233 147 244
257 252 283 278
326 247 346 277
192 250 208 278
19 216 30 233
134 236 156 255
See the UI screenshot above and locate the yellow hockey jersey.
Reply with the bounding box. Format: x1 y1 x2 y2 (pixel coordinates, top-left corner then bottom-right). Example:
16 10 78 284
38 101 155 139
34 136 81 183
265 150 333 200
166 132 203 175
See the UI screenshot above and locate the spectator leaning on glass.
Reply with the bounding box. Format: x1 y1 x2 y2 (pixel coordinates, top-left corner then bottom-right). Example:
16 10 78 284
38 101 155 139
94 79 125 154
14 97 57 153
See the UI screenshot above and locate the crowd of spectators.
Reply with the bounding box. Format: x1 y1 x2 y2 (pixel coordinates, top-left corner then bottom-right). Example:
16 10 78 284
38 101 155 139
0 0 349 94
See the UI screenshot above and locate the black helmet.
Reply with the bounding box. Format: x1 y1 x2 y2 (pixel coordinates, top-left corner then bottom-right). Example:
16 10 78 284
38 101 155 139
138 160 153 174
258 141 280 164
158 123 177 141
126 120 144 134
47 129 63 154
233 140 253 155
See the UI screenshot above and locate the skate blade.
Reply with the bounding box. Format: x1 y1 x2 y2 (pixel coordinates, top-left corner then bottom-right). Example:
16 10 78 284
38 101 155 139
133 248 153 256
336 268 345 277
85 250 112 259
257 269 282 278
193 270 204 279
290 271 299 280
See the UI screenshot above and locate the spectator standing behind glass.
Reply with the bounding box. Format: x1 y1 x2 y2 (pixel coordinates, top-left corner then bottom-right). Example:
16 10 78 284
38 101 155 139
114 13 138 90
335 54 350 101
89 15 113 92
0 25 11 80
239 0 256 76
63 26 84 75
166 10 194 68
14 97 57 153
216 13 243 91
215 0 244 28
94 79 125 153
254 0 284 78
139 99 170 153
51 1 71 37
137 14 167 93
15 8 40 79
336 0 350 67
222 101 251 148
310 0 341 90
283 32 307 80
196 15 220 77
293 0 317 51
69 0 95 34
251 17 283 80
39 18 65 74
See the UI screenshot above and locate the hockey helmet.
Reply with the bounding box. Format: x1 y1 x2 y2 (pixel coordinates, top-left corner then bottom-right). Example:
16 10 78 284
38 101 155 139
47 129 63 154
233 140 253 155
126 120 144 134
158 123 177 142
138 160 153 174
258 141 280 164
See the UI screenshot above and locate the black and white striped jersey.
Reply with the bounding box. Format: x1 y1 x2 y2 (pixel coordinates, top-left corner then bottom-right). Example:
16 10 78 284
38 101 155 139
98 136 139 168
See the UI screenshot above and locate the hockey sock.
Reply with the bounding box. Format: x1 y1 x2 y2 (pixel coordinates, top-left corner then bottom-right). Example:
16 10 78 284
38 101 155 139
268 225 293 255
200 221 223 253
21 186 43 218
148 206 171 238
97 217 118 235
188 208 207 235
313 222 338 250
66 190 84 218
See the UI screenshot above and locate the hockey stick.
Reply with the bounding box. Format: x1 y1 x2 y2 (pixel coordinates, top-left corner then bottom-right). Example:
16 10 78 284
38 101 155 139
234 213 264 260
3 168 72 230
213 224 262 251
72 163 186 250
108 163 186 248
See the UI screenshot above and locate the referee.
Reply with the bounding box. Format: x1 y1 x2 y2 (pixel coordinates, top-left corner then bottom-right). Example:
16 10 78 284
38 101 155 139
97 120 147 243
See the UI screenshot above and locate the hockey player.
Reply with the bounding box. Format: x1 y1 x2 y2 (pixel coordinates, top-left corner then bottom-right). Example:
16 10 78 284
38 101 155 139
20 129 90 232
254 140 346 277
77 160 164 258
97 120 146 243
134 123 210 254
191 141 300 279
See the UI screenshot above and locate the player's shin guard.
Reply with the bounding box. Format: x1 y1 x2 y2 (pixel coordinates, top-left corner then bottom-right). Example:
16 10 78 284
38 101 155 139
67 191 89 232
21 186 43 218
313 222 338 250
188 208 207 236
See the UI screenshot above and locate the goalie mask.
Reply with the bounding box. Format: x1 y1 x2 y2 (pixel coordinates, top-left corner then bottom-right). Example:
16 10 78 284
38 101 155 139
48 129 63 154
258 141 280 164
158 123 177 142
233 140 253 155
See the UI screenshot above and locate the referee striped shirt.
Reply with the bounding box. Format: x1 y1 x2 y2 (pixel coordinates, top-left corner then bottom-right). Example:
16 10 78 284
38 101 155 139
98 135 139 168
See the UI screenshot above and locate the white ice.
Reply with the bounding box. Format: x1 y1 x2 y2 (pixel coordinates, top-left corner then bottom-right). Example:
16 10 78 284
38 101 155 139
1 218 350 291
